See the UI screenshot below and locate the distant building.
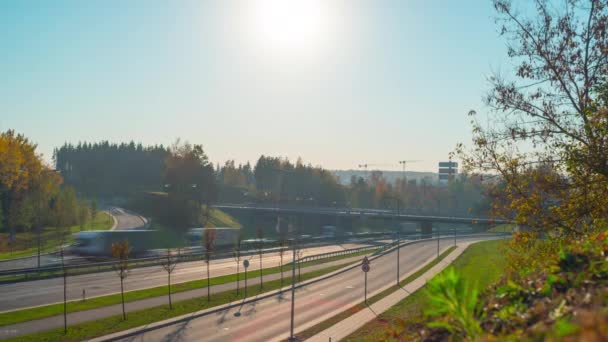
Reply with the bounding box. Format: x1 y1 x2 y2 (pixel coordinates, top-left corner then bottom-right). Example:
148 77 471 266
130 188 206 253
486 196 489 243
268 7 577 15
438 161 458 185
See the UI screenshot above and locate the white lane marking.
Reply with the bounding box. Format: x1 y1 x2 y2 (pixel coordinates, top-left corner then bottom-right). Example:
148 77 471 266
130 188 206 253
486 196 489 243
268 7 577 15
345 285 354 289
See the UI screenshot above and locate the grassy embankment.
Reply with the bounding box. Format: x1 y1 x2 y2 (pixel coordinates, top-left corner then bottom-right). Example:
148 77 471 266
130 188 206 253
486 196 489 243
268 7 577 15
342 239 507 341
0 212 113 260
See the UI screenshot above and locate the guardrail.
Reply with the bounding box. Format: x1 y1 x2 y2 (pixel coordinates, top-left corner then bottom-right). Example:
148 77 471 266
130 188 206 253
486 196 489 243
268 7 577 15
0 236 390 283
0 232 510 283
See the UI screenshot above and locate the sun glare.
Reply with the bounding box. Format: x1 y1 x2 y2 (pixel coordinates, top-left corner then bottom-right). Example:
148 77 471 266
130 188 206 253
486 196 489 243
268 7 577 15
251 0 329 54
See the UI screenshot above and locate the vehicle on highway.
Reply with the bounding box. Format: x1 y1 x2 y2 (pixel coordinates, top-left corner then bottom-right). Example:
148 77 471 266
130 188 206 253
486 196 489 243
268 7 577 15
68 227 241 257
321 225 337 238
186 227 240 250
68 230 160 257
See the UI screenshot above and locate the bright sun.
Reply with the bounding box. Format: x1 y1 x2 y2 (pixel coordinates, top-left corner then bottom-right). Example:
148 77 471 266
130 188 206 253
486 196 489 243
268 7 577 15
251 0 329 54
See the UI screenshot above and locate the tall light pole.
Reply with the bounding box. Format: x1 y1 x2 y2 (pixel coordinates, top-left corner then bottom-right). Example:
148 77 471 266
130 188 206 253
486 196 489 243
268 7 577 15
288 241 297 341
288 227 299 342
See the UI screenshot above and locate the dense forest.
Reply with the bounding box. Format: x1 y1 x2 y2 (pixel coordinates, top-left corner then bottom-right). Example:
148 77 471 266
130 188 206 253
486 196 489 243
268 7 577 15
55 142 489 218
54 142 169 196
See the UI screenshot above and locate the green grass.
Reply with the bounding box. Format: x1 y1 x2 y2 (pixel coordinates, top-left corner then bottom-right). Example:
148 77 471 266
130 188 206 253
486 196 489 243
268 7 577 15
292 246 458 341
0 248 375 326
487 223 514 233
5 262 354 342
206 208 242 228
0 212 113 260
343 239 508 342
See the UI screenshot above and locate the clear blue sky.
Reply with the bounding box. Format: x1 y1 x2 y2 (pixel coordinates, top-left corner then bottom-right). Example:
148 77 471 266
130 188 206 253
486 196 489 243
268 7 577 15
0 0 509 172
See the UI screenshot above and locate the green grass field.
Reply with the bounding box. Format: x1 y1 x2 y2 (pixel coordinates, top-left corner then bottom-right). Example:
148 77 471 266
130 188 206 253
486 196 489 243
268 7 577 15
0 212 113 260
206 208 242 228
5 262 354 342
487 223 514 233
0 248 375 326
343 239 508 342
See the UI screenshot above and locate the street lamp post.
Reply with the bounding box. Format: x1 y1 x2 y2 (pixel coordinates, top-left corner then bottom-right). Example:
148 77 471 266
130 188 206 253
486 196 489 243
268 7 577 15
288 240 297 342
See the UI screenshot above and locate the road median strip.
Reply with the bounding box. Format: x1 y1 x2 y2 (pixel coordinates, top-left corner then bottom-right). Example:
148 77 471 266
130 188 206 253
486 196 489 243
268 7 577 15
3 261 360 342
0 248 375 327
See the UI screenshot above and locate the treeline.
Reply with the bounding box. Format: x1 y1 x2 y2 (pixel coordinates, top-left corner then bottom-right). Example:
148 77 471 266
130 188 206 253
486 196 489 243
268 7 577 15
219 156 487 216
54 141 169 196
55 142 489 218
0 130 91 238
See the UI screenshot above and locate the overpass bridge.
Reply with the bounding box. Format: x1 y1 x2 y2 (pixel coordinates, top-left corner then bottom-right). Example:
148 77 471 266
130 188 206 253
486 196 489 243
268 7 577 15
213 204 509 234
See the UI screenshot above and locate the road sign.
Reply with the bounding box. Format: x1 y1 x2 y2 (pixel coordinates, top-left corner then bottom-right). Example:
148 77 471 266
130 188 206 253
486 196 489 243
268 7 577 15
362 256 370 265
362 263 370 273
243 260 250 268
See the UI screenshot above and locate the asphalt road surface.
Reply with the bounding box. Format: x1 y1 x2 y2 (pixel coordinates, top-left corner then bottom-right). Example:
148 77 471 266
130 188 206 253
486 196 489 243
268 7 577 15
0 242 371 312
0 207 145 271
108 235 499 342
109 207 146 230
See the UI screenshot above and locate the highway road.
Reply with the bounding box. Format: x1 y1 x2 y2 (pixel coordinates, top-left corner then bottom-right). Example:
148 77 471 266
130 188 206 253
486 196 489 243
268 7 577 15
106 235 499 342
108 207 147 230
0 207 145 272
0 242 372 312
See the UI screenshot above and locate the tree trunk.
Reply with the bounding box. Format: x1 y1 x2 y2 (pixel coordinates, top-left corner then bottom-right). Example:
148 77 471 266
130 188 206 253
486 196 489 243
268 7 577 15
280 255 283 288
236 260 240 295
207 262 210 301
63 270 67 334
259 253 263 289
120 277 126 320
168 271 172 309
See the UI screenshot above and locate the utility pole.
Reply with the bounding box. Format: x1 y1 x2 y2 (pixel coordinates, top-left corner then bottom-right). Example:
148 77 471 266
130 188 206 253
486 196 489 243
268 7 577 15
61 247 67 334
288 237 298 341
437 227 440 259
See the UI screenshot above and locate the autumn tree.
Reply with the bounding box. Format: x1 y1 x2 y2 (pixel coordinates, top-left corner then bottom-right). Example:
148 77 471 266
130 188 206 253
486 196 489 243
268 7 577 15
277 218 288 288
78 205 90 231
161 248 178 309
111 240 130 320
232 230 244 295
460 0 608 237
90 199 98 225
164 140 217 228
254 226 265 289
202 228 217 301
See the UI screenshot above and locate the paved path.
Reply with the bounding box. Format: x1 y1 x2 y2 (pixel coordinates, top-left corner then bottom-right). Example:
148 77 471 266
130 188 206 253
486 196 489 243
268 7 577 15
307 241 478 341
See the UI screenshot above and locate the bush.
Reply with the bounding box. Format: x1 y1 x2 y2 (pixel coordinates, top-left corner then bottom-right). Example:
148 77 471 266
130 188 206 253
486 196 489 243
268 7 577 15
424 267 482 339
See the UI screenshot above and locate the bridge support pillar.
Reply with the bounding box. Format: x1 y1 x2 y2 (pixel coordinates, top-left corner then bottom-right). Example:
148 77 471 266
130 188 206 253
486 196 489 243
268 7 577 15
420 222 433 238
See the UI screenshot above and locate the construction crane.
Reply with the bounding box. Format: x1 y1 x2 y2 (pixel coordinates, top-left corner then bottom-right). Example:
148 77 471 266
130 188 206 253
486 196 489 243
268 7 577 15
398 160 421 183
357 163 394 180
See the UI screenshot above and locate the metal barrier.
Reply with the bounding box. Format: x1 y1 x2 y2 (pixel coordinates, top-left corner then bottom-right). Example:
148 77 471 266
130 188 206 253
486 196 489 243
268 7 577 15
0 232 509 283
0 236 388 282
